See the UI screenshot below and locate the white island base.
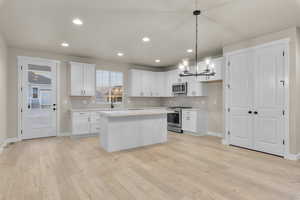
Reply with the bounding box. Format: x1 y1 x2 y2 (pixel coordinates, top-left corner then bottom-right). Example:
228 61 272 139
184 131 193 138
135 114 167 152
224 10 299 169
99 110 168 152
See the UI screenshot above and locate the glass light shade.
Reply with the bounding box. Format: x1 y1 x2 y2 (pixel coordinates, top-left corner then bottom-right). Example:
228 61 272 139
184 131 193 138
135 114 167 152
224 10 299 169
178 64 185 71
205 58 211 65
182 59 189 66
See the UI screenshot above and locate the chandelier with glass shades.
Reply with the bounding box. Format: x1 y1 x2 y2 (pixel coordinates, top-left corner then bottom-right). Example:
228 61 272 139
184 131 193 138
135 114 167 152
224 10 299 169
179 10 216 78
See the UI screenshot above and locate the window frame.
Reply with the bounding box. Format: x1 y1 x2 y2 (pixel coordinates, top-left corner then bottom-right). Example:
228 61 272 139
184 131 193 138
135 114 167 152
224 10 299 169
32 87 39 99
95 70 124 104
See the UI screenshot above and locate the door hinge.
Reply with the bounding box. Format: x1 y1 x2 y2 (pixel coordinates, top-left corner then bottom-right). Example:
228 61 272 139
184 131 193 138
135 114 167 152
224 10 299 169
282 139 285 145
21 66 23 70
228 131 231 135
227 108 231 112
283 51 285 57
282 110 285 116
21 108 23 113
21 130 23 135
280 80 285 87
21 87 23 92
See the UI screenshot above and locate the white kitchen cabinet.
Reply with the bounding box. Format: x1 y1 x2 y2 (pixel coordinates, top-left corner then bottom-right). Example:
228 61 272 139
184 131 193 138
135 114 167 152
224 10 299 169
164 71 174 97
197 57 224 82
163 69 182 97
70 62 84 96
129 69 166 97
84 64 96 96
129 69 144 97
129 68 206 98
72 112 90 135
152 72 164 97
182 75 207 97
71 111 101 135
69 62 95 96
182 109 207 135
143 71 153 97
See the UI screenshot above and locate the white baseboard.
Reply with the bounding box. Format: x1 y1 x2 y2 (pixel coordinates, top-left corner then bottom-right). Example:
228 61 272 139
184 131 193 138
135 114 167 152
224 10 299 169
207 132 223 138
6 137 20 143
0 137 21 154
222 139 229 145
0 141 5 154
285 153 300 161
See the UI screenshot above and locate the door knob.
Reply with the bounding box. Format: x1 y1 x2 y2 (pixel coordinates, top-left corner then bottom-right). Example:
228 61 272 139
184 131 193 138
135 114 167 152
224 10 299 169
254 111 258 115
248 111 252 114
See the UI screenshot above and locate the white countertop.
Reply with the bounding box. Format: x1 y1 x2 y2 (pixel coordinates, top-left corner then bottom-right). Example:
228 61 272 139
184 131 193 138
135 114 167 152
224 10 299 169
181 108 206 111
70 107 168 113
99 109 173 117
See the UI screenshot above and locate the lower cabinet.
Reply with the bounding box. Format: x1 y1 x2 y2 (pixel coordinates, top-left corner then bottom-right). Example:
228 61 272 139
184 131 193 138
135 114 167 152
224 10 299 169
71 111 101 135
182 109 207 135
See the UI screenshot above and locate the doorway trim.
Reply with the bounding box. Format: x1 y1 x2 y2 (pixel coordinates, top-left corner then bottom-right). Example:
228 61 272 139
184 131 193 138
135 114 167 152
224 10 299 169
223 38 290 159
17 56 60 140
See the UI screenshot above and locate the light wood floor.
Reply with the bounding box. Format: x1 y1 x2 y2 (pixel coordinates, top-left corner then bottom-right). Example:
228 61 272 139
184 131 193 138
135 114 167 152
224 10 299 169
0 133 300 200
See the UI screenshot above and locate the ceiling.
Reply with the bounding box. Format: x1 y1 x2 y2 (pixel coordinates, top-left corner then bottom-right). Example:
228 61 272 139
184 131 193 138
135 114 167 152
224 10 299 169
0 0 299 67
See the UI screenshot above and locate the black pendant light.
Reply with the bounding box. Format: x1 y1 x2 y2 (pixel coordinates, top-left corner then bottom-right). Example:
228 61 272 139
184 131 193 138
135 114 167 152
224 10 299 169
179 9 216 77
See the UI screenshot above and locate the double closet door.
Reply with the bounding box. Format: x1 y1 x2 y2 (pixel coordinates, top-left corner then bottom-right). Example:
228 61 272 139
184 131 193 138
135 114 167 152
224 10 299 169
226 42 287 156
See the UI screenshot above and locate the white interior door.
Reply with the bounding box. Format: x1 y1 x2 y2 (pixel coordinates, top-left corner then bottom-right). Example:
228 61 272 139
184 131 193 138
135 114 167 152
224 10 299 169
21 57 58 139
253 44 285 156
228 51 254 148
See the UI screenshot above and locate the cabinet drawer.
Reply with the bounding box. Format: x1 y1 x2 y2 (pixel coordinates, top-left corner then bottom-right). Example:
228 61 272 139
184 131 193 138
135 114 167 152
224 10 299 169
72 118 90 135
90 124 101 133
73 112 90 118
90 112 101 123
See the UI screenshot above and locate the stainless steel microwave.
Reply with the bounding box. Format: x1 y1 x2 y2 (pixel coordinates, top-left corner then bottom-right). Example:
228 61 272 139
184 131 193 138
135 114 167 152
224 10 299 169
172 82 187 95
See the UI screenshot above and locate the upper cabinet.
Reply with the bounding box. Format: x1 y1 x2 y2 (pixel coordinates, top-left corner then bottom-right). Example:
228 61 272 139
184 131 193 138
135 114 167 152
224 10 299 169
69 62 96 96
197 57 224 82
128 68 207 97
129 69 166 97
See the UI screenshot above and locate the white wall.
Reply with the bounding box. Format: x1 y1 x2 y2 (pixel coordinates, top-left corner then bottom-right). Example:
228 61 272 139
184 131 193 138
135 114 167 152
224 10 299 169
296 27 300 154
223 27 299 154
0 33 7 145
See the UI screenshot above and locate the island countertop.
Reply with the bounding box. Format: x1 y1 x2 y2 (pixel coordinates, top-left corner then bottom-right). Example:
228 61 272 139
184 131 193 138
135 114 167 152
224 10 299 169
98 109 173 118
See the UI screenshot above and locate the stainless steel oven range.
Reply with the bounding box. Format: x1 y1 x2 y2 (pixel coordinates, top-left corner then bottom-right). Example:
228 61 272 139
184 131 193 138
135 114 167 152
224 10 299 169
167 106 192 133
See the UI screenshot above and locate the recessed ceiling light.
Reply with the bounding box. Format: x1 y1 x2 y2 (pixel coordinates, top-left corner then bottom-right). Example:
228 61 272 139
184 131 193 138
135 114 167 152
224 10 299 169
155 59 161 63
61 42 69 47
72 18 83 26
187 49 193 53
142 37 151 42
117 52 124 57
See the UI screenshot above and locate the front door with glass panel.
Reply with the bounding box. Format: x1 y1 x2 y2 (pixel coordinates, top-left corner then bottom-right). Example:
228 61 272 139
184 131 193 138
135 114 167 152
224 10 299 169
20 57 58 139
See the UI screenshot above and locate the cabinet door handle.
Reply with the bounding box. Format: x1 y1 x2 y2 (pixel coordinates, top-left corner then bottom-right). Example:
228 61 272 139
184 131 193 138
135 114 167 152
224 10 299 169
248 111 252 114
254 111 258 115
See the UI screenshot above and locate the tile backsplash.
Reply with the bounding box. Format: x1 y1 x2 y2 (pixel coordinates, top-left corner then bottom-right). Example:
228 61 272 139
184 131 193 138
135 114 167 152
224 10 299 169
161 96 208 109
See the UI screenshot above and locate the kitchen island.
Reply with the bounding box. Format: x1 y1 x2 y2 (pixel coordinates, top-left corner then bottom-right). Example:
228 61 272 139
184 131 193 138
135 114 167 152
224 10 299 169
98 109 170 152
